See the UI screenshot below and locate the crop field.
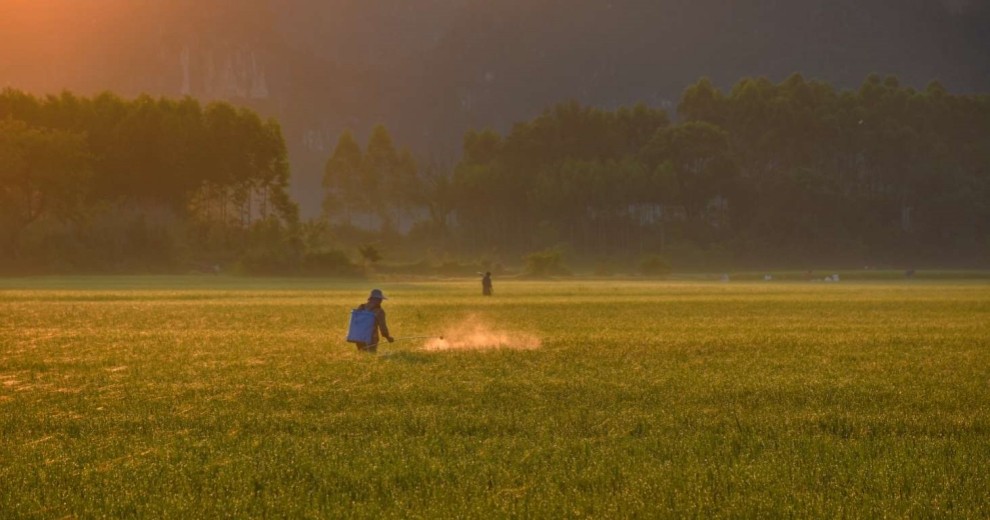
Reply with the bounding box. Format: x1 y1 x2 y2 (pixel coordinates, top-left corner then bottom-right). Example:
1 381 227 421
1 277 989 518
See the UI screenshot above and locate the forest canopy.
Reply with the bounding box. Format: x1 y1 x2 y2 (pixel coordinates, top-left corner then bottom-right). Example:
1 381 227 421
320 74 990 269
0 90 297 273
425 74 990 267
2 73 989 274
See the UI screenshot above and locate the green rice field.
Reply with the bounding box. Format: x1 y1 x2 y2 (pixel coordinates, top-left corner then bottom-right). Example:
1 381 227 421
2 277 989 518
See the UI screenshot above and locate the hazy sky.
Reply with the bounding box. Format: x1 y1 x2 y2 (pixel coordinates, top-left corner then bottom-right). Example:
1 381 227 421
3 0 988 215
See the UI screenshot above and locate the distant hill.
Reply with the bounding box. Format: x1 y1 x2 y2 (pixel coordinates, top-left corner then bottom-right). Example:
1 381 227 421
3 0 988 215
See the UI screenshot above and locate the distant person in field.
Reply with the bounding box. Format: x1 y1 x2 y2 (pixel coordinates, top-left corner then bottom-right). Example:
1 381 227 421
355 289 394 353
482 271 493 296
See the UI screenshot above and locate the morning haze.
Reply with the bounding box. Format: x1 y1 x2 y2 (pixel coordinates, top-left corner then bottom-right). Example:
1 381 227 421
2 2 990 519
1 0 988 273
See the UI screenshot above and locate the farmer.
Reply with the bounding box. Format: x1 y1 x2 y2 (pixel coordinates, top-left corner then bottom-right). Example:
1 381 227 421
355 289 394 353
482 272 493 296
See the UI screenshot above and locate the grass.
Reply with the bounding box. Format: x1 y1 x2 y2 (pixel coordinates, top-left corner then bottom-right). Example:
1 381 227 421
2 277 989 518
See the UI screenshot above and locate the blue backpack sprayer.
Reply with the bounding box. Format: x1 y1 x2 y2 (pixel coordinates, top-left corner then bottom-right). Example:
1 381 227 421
346 308 377 344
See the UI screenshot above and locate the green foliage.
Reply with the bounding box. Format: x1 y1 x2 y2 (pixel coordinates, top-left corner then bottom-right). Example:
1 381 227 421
638 254 672 277
322 130 363 222
523 247 571 277
301 249 360 277
462 129 503 165
0 89 298 273
4 72 990 273
441 76 990 266
678 76 724 123
232 219 304 275
0 118 91 260
321 125 422 233
1 279 989 517
357 244 382 266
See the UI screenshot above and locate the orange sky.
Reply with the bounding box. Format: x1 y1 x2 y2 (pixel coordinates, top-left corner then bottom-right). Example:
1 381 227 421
3 1 111 57
0 0 154 91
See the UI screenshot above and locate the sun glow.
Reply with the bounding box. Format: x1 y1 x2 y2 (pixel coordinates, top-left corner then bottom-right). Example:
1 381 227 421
0 0 157 91
2 1 112 53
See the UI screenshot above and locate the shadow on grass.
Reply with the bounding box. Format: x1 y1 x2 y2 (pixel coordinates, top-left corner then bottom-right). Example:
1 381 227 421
379 351 434 364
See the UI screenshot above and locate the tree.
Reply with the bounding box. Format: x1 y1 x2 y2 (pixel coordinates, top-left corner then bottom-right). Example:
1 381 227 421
363 124 401 230
393 147 422 220
648 121 735 219
0 88 301 273
462 129 502 165
322 130 363 222
357 244 382 268
678 77 724 124
0 118 90 259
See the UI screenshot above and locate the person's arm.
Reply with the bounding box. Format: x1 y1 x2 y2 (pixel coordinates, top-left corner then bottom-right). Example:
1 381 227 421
377 309 393 341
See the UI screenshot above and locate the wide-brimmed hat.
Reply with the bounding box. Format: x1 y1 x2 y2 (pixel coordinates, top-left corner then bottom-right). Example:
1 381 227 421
369 289 387 300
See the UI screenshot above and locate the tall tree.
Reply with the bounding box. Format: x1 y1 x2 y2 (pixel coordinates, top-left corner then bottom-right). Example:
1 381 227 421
322 130 363 223
363 124 401 230
0 119 90 258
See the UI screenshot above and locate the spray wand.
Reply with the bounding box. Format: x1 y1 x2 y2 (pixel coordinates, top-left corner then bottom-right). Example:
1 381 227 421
366 335 445 353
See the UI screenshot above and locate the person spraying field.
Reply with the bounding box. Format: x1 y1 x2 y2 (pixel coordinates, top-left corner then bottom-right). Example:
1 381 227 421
347 289 394 353
481 271 493 296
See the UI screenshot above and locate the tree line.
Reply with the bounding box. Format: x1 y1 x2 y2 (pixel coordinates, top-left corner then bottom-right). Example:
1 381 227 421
322 73 989 268
3 73 988 274
1 90 297 273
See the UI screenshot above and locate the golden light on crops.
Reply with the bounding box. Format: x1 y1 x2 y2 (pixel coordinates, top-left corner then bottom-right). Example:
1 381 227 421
2 279 990 516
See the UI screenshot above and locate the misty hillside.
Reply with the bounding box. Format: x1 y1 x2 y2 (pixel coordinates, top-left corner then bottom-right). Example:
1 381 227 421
2 0 988 215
